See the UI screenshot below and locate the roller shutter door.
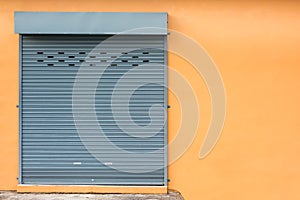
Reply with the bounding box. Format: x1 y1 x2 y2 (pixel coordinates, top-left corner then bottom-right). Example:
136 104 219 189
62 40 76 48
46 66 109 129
20 35 167 185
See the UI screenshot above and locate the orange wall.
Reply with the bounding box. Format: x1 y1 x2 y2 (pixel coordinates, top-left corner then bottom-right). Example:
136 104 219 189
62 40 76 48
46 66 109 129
1 0 300 199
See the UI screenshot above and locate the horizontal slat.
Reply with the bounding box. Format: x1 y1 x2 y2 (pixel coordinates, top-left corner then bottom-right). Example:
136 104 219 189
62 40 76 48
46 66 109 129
22 127 165 130
23 153 163 158
21 130 164 134
22 35 164 40
21 181 164 185
23 150 163 154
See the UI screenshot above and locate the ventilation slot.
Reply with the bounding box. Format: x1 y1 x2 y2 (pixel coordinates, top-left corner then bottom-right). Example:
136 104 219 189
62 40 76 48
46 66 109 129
69 55 75 59
79 52 86 55
132 56 139 58
47 55 54 59
69 64 75 67
143 60 149 62
58 60 64 63
101 60 107 62
90 55 96 59
132 63 139 67
100 52 107 54
37 51 43 54
47 63 54 67
58 51 64 54
37 60 43 62
122 60 128 62
111 63 117 67
143 51 149 54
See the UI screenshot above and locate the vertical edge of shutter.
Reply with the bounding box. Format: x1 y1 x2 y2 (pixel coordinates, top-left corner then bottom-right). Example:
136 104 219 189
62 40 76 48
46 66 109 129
163 36 168 186
18 35 23 184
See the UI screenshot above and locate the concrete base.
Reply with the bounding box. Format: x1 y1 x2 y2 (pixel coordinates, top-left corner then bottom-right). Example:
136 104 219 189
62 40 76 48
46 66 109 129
0 190 184 200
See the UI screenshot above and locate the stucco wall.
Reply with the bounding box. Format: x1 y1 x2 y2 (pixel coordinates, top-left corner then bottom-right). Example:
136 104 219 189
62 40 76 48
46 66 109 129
0 1 300 199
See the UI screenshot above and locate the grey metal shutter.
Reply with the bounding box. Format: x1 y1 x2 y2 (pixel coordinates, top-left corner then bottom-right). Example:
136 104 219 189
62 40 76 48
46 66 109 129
20 35 167 185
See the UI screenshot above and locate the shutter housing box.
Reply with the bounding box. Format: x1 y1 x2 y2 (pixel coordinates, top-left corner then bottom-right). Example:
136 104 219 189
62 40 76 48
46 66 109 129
15 12 168 187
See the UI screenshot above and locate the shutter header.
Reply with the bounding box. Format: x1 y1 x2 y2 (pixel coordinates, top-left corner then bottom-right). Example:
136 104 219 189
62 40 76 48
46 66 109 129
15 12 168 35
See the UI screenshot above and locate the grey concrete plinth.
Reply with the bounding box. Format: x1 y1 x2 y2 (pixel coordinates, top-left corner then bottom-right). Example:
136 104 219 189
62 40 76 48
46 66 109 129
0 190 184 200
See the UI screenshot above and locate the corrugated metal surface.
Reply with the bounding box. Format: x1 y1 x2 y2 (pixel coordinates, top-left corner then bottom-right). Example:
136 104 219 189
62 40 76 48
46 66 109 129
20 35 167 185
